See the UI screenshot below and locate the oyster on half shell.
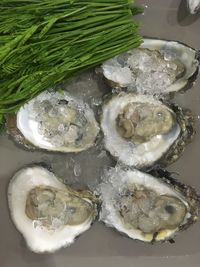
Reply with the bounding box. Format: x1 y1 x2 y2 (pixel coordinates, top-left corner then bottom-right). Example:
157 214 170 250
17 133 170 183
7 90 99 152
102 38 199 95
98 166 200 242
8 166 98 253
101 93 194 168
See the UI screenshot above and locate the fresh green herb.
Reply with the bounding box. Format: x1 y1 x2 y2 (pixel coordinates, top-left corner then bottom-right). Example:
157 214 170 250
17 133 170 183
0 0 143 127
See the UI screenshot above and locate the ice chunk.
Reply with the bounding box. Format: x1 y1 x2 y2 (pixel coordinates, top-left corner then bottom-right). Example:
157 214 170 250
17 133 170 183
103 59 135 87
73 162 82 177
64 125 79 145
136 71 176 95
51 135 65 147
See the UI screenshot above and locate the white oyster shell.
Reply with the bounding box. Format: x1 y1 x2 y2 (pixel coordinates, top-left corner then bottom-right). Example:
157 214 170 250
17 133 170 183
98 166 191 242
8 166 96 253
102 38 199 95
17 90 99 152
101 93 180 168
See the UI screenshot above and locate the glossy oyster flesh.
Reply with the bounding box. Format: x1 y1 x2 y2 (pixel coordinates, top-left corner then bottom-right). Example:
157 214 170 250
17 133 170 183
8 166 97 253
102 38 199 95
101 93 194 168
98 166 200 242
7 90 99 152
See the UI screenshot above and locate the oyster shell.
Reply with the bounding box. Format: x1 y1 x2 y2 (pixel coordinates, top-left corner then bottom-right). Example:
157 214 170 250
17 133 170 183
101 93 194 168
102 38 199 95
8 166 97 253
187 0 200 14
98 166 200 242
7 90 99 152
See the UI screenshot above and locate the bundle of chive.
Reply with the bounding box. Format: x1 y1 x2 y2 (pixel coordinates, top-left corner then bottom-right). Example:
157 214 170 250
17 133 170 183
0 0 143 127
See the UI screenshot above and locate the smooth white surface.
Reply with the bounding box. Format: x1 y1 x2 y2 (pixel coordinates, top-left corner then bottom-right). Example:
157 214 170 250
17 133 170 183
8 166 94 253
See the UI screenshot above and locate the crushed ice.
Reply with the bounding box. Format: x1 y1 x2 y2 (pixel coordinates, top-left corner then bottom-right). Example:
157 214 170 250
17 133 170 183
30 91 91 147
102 48 185 95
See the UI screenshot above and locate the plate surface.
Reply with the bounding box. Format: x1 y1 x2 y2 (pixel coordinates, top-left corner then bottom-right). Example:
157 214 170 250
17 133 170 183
0 0 200 266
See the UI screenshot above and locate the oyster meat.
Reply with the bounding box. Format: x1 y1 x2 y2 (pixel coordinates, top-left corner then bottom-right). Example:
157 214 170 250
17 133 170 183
7 90 99 152
8 166 97 253
101 93 194 168
102 38 199 95
98 166 200 242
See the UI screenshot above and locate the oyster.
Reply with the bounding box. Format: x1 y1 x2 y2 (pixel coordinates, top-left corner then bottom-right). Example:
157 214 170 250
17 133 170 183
101 93 194 168
187 0 200 14
8 166 97 253
98 166 200 242
7 90 99 152
102 38 199 95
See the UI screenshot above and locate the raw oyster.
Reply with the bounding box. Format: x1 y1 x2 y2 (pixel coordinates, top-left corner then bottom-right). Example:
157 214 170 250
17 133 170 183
98 166 200 242
7 90 99 152
102 38 199 95
101 93 194 168
8 166 97 253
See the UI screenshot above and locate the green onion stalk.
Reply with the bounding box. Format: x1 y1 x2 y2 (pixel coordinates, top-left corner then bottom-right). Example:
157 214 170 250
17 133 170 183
0 0 143 127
